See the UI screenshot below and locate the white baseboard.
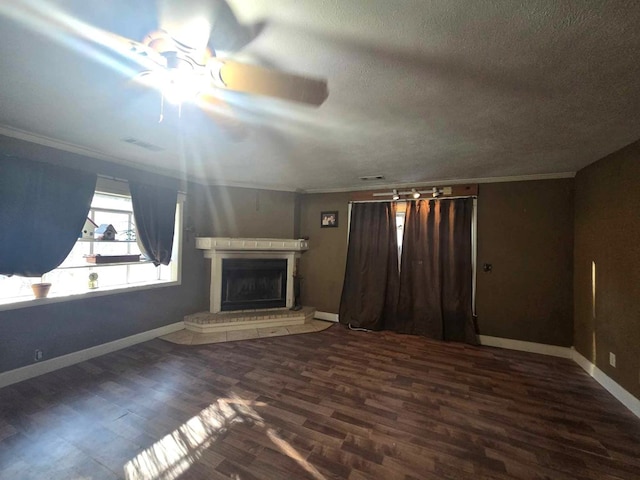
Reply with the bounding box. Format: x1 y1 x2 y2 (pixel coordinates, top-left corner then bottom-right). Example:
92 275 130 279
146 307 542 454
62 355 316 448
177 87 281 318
571 349 640 419
479 335 639 419
314 311 339 322
479 335 573 358
0 322 184 389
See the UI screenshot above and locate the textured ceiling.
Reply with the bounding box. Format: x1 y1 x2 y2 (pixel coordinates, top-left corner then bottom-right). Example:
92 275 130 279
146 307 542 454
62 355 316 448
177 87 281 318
1 0 640 192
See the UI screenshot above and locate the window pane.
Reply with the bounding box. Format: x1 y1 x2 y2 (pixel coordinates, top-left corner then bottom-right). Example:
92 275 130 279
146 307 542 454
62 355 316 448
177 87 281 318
0 275 33 299
92 211 135 244
127 263 159 284
46 268 87 295
92 192 132 211
92 265 129 288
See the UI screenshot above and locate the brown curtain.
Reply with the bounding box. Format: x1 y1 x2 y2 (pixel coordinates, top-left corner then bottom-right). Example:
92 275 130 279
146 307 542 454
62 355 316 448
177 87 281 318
339 202 399 330
394 198 477 344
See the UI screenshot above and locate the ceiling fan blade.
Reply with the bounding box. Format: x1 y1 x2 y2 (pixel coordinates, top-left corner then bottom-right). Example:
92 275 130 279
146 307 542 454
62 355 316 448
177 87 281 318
157 0 214 52
155 0 262 53
207 2 264 53
196 91 247 139
217 61 329 106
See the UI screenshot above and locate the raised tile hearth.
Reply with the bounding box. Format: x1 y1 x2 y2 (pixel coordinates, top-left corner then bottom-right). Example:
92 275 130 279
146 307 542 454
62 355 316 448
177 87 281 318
184 306 316 334
161 317 333 346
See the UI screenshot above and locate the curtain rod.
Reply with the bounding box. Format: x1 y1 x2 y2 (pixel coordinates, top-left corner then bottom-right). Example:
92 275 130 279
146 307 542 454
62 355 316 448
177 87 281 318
98 173 128 184
350 195 477 204
97 174 187 195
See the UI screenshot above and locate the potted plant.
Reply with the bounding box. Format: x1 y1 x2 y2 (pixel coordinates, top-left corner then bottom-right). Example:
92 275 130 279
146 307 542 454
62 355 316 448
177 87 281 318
31 276 52 299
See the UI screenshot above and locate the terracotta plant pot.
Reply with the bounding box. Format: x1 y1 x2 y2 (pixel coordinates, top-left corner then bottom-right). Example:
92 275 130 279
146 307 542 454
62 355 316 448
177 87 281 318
31 283 52 299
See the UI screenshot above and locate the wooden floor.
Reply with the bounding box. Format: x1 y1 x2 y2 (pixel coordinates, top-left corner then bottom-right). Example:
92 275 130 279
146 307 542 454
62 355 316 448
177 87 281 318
1 325 639 480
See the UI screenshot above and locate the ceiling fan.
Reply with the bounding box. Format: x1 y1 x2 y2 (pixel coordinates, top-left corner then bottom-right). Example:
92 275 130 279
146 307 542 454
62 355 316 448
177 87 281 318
3 0 328 132
102 1 329 123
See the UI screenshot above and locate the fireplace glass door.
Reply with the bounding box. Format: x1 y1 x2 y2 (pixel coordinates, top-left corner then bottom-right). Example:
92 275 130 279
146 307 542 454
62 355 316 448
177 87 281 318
221 258 287 311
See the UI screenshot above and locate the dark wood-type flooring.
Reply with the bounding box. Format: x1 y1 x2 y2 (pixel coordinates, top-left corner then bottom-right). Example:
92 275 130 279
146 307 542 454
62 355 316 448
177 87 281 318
1 324 639 479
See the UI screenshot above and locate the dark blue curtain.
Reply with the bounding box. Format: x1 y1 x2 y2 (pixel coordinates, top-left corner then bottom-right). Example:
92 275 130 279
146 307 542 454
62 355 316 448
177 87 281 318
129 180 178 266
0 157 96 277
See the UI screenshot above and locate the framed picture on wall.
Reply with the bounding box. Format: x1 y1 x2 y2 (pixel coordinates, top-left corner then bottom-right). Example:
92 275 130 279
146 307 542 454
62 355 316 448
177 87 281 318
321 211 339 228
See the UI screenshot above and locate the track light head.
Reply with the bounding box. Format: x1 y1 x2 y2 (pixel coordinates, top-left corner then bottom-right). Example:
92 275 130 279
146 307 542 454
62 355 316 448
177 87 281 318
392 189 400 201
432 187 441 198
411 188 420 199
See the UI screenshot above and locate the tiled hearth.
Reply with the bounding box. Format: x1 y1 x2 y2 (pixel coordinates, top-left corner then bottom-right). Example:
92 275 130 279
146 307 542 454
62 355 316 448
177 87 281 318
184 306 316 333
161 307 332 345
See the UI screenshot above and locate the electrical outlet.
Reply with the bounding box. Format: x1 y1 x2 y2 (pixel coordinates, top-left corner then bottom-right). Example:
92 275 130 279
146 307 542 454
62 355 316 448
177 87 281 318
34 349 43 362
609 352 616 368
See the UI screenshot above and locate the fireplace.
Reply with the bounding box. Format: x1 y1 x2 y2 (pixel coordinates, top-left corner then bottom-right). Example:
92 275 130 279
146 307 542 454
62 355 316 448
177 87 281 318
196 237 309 313
221 259 287 311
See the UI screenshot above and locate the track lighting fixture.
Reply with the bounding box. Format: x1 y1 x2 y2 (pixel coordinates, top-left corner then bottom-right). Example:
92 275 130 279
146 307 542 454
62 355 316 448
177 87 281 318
372 186 453 200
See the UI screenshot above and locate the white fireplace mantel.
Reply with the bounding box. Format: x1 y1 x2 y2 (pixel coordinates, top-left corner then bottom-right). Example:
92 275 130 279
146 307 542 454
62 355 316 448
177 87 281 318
195 237 309 313
195 237 308 253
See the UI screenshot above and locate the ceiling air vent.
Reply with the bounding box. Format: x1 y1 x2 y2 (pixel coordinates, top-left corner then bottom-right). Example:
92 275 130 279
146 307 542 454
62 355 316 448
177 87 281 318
359 175 385 181
121 137 164 152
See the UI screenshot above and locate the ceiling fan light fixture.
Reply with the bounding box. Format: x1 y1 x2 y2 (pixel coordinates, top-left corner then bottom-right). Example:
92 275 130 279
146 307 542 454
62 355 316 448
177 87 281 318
164 75 202 105
138 30 213 108
136 68 205 106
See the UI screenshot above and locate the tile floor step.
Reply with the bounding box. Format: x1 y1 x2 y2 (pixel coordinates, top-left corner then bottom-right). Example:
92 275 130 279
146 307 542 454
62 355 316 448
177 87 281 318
184 306 316 334
161 319 333 345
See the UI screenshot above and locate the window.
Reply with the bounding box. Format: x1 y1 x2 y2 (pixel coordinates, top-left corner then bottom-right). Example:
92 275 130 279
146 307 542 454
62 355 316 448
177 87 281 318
396 210 405 266
0 180 183 308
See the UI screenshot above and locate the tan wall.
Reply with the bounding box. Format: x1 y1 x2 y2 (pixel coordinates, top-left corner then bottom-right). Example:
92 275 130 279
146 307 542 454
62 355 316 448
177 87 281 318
299 180 575 347
475 180 574 346
191 184 296 238
298 193 350 313
574 142 640 399
189 184 297 301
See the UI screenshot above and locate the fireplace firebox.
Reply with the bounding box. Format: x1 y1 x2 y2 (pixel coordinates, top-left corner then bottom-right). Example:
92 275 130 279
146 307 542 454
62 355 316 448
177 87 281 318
220 258 287 311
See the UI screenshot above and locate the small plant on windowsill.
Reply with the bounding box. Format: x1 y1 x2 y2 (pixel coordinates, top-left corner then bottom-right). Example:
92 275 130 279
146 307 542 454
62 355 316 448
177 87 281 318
31 275 52 299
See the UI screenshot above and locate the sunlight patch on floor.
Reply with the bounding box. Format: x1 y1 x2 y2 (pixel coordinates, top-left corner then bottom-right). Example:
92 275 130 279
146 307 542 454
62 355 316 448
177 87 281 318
124 395 264 480
124 392 327 480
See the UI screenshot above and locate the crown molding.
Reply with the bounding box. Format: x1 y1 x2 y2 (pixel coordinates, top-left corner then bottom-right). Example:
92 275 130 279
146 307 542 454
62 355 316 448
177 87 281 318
0 125 302 192
0 124 198 181
302 172 576 194
0 124 575 195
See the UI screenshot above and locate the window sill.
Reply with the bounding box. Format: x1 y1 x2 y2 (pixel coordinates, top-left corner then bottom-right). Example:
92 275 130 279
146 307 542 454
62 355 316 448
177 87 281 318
0 279 181 312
